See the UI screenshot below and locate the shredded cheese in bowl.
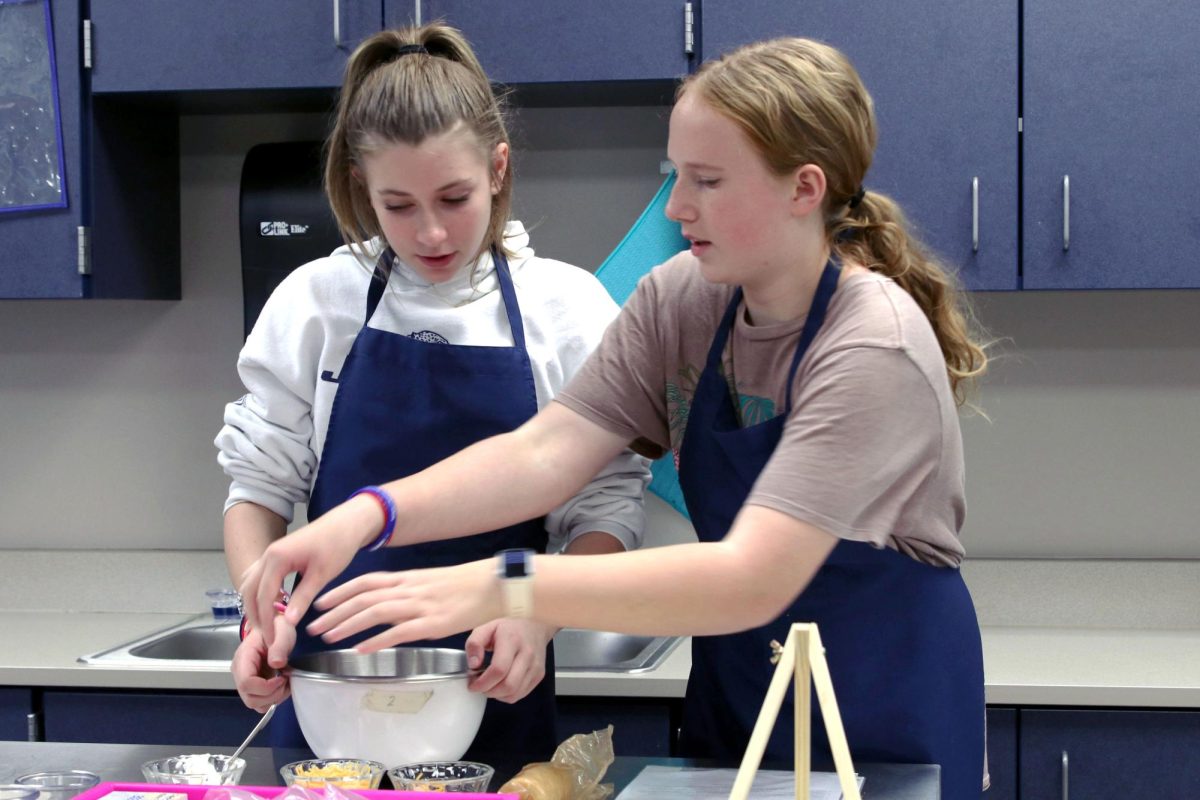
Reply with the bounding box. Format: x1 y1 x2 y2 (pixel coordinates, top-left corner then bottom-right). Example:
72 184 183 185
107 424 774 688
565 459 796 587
278 759 386 789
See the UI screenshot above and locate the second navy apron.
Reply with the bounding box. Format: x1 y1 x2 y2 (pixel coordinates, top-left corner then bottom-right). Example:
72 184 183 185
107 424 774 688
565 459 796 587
272 248 557 761
676 262 985 797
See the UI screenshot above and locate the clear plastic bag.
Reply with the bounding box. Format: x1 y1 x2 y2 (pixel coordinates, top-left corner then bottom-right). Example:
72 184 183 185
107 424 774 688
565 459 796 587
499 725 615 800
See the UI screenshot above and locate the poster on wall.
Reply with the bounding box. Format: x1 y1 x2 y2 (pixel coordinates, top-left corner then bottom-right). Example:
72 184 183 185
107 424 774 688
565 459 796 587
0 0 68 214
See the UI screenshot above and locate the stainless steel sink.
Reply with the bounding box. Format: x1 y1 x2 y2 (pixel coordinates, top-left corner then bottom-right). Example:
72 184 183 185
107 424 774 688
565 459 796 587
79 617 240 670
80 615 680 674
553 628 681 673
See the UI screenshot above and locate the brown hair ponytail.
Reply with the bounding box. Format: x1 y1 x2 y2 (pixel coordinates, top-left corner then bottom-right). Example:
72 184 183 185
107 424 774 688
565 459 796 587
682 37 989 405
324 23 514 261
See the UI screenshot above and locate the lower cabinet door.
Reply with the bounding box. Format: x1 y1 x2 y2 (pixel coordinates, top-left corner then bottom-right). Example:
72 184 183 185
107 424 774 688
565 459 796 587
1020 708 1200 799
42 690 261 747
556 697 678 758
0 687 33 741
984 707 1017 800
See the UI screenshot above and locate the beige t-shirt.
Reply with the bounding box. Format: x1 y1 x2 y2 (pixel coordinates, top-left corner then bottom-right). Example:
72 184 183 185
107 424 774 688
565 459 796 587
555 252 967 566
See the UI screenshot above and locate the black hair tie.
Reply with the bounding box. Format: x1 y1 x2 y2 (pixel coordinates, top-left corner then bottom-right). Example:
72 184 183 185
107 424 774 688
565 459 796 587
847 186 866 209
395 43 428 57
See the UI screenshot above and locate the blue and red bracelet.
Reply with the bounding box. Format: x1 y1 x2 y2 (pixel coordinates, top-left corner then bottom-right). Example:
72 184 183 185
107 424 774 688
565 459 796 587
350 485 398 552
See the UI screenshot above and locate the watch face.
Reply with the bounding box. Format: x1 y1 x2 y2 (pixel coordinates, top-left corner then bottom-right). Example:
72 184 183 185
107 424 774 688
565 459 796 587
500 549 528 578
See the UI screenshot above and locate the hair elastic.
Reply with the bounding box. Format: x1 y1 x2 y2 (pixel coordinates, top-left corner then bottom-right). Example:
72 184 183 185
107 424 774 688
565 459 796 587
395 43 429 57
847 186 866 209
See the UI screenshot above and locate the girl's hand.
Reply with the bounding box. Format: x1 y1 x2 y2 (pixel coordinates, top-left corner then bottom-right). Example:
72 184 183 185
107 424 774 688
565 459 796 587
306 560 504 652
231 622 293 713
239 497 379 644
465 618 556 703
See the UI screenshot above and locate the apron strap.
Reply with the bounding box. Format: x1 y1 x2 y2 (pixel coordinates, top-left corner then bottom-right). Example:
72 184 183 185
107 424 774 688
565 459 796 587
365 250 392 323
783 261 842 414
700 260 843 416
363 248 525 353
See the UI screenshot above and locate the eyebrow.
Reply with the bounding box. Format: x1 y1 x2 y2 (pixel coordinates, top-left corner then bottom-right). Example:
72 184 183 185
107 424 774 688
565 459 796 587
669 160 725 172
377 179 475 197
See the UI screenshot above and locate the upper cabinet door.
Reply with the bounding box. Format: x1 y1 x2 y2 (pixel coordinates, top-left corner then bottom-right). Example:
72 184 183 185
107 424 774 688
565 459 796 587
385 1 691 83
701 2 1019 291
1023 1 1200 289
87 1 382 92
0 0 86 298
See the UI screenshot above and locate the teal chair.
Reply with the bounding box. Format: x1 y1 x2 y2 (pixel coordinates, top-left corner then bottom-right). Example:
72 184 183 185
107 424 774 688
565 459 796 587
594 173 691 520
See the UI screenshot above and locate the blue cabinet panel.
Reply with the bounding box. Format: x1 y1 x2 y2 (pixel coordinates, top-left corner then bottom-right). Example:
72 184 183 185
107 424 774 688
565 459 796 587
557 697 677 758
386 1 691 84
0 0 85 298
984 708 1016 800
88 1 382 92
0 688 33 741
1023 1 1200 288
701 1 1019 291
1020 709 1200 799
43 690 262 747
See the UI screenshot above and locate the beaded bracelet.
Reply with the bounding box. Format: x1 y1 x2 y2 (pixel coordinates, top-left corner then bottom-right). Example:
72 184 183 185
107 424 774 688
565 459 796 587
350 485 398 552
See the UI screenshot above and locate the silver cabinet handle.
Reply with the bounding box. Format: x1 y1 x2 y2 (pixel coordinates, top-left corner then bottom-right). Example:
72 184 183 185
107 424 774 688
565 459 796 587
972 176 980 253
333 0 342 47
1062 175 1070 251
1061 750 1070 800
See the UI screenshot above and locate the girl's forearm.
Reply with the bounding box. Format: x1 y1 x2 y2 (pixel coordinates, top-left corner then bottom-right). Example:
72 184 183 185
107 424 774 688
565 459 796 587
223 502 288 585
379 407 627 549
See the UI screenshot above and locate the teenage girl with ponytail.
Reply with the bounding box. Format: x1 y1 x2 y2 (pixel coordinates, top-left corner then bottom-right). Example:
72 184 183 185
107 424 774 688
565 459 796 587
216 23 650 759
240 36 990 790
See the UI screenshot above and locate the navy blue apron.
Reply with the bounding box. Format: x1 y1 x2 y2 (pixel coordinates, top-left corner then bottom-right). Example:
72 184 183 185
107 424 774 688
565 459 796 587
271 248 557 762
676 262 985 797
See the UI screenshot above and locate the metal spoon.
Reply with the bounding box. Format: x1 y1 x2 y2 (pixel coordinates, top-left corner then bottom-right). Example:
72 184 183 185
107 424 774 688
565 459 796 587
230 703 277 762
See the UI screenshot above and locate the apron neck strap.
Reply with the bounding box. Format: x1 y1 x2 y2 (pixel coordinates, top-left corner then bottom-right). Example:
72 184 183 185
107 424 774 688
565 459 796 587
782 260 842 413
365 250 392 322
702 259 843 416
363 247 527 350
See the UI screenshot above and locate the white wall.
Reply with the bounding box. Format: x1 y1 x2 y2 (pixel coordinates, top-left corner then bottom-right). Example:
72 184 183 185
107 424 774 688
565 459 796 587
0 106 1197 557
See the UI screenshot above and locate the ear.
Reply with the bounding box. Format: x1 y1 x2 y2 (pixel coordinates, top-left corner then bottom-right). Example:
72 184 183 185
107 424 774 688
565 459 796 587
350 164 365 186
490 143 510 194
789 163 827 218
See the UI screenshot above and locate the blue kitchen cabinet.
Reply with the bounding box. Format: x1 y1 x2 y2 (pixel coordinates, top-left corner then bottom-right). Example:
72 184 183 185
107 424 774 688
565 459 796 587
556 697 678 758
0 0 85 298
42 689 262 747
384 1 692 85
1019 708 1200 799
1023 1 1200 289
1 0 179 298
0 688 33 741
700 1 1019 292
984 708 1017 800
86 1 382 92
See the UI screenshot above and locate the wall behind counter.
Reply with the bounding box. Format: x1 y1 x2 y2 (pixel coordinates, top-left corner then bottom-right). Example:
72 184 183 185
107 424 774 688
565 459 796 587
0 107 1197 558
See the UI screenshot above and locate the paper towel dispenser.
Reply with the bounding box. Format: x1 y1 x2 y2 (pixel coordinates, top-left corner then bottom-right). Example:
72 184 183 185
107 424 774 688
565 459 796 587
238 141 342 339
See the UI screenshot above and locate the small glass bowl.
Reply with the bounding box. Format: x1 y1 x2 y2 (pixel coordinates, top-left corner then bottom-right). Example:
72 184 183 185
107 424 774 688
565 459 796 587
279 759 385 790
0 788 41 800
14 771 101 800
388 761 494 793
140 754 246 785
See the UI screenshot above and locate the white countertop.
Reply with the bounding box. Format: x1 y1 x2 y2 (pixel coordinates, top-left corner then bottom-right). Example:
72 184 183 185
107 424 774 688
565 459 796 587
2 610 1199 708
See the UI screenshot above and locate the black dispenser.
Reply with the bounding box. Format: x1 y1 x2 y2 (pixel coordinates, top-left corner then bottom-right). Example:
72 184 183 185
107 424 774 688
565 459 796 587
238 141 342 339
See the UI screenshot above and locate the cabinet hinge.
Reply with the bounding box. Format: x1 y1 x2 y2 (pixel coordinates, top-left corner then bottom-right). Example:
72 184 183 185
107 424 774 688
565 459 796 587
684 3 695 56
83 19 93 69
77 226 91 275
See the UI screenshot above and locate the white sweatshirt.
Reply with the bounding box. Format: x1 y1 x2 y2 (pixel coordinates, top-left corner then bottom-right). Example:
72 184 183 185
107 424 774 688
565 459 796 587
216 221 650 552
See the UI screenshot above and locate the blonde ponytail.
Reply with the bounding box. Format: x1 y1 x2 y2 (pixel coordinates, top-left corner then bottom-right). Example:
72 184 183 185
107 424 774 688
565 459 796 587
325 23 514 260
